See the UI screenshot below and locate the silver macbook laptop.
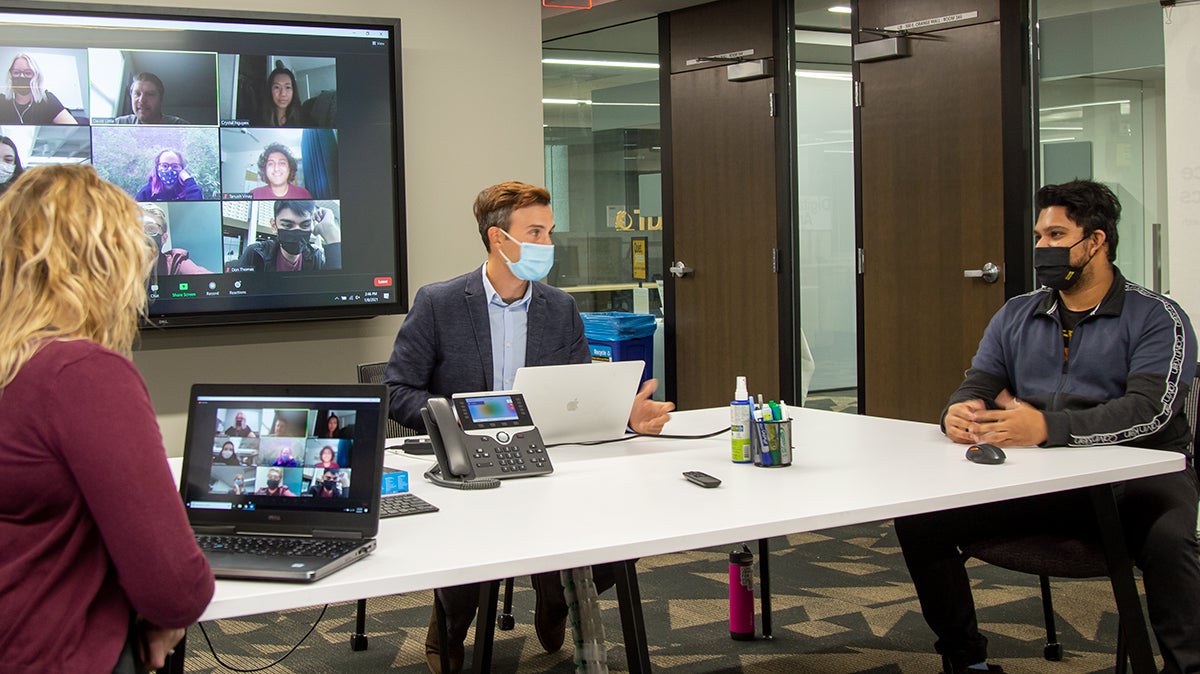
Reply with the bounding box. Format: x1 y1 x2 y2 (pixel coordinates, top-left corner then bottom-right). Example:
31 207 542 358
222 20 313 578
512 361 643 445
178 383 387 582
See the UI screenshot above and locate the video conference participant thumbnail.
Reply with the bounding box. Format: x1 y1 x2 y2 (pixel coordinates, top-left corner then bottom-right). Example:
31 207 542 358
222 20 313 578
305 438 349 469
263 408 311 438
218 55 336 128
212 437 257 467
219 128 338 200
142 202 223 275
0 126 93 196
209 466 250 495
217 408 260 437
254 466 299 497
92 125 220 201
227 199 342 272
315 409 355 439
0 133 23 195
0 49 86 125
89 49 218 126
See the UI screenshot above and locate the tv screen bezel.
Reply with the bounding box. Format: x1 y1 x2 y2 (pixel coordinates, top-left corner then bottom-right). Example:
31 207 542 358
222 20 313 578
1 0 409 328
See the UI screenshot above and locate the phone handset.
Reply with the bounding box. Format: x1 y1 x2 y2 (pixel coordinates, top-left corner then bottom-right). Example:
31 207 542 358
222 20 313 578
421 398 501 490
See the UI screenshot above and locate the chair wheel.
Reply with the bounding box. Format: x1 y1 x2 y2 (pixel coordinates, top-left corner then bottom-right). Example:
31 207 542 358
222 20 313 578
1044 643 1063 661
498 614 515 631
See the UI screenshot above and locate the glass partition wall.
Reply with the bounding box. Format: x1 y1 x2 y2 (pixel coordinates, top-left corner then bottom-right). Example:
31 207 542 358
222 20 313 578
542 19 665 394
793 3 856 407
1036 0 1166 289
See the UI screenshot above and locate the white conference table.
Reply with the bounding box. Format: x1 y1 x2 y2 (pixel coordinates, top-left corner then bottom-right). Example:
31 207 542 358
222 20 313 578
174 406 1185 673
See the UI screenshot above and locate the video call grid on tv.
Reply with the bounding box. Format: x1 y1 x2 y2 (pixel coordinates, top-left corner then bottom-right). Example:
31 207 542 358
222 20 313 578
207 406 360 502
0 10 399 283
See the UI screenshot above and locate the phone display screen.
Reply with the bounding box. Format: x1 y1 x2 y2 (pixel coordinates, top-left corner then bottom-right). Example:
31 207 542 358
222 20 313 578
464 395 519 423
451 391 535 433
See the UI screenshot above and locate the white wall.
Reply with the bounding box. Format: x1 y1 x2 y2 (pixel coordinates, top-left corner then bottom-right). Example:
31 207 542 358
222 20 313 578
1164 4 1200 322
41 0 546 455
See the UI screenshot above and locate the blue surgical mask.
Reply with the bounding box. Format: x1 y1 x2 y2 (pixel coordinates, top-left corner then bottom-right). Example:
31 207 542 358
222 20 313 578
499 228 554 282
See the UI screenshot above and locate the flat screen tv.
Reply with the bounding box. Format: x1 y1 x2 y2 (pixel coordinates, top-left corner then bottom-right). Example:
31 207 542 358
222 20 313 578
0 2 407 327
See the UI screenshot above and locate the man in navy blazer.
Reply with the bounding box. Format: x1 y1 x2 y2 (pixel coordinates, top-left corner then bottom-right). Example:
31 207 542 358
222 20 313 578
384 256 590 431
384 181 673 673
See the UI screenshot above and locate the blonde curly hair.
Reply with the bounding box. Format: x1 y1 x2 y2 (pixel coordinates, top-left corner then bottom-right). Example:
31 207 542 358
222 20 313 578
0 164 153 389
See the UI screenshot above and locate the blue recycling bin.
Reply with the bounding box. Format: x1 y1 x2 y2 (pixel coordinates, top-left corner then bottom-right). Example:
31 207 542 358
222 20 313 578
580 312 656 387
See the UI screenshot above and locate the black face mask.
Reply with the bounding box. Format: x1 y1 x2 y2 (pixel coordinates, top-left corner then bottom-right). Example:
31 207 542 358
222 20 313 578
322 479 337 491
275 228 309 256
267 478 281 489
1034 236 1096 291
149 233 164 251
11 76 31 92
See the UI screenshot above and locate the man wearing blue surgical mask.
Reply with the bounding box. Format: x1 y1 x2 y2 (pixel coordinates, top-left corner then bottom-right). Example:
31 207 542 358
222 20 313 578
384 181 674 673
895 180 1200 674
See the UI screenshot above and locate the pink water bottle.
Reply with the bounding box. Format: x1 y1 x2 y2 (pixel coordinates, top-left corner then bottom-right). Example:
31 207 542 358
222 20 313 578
729 544 755 640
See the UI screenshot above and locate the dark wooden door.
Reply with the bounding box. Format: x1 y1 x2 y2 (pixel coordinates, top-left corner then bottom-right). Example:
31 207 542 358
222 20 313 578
855 0 1030 422
665 0 786 410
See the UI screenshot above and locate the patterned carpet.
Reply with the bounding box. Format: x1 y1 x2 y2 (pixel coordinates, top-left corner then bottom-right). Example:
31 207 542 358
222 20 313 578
182 520 1139 673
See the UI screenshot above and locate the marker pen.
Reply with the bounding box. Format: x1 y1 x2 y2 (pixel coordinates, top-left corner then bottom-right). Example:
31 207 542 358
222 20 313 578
755 405 772 466
778 400 792 465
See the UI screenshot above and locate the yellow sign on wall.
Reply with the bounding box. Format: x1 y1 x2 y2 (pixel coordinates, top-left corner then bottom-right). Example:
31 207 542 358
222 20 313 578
631 237 648 280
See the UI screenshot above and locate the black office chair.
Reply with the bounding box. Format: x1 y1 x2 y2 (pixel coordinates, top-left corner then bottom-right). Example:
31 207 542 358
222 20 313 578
356 361 419 440
350 362 519 652
960 373 1200 672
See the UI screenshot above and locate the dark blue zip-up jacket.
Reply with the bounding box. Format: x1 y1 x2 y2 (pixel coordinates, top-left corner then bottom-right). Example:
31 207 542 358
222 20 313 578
943 268 1196 454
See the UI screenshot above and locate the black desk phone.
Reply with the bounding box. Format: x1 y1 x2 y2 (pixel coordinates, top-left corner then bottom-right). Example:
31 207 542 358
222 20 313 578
420 391 553 489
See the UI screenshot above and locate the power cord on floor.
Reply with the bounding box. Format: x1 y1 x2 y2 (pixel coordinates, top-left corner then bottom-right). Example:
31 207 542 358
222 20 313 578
197 604 328 672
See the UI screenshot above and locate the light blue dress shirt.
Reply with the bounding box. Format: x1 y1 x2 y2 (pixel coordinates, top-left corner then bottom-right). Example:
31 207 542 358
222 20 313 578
480 264 532 391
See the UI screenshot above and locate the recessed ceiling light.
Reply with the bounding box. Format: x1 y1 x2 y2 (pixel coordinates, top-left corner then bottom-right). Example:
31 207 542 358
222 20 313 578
828 5 852 13
542 58 658 69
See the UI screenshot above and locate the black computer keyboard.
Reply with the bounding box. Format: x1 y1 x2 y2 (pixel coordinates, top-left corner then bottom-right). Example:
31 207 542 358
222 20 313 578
380 492 439 518
196 535 358 559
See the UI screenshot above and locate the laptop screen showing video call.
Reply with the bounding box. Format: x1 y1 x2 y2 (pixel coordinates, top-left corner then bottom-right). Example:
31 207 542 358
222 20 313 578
183 394 382 516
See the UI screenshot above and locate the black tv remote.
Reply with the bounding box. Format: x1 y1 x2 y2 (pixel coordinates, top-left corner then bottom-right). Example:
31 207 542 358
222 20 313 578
683 471 721 488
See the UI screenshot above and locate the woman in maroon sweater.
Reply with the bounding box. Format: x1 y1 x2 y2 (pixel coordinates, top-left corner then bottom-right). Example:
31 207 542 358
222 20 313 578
0 164 214 673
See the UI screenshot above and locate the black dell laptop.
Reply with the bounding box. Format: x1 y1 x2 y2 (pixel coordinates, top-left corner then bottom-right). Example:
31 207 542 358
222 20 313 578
178 383 387 582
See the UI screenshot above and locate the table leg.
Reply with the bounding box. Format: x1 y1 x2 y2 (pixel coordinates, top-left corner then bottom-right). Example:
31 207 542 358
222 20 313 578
614 559 651 673
757 538 772 639
351 598 369 651
1088 484 1155 674
470 580 500 674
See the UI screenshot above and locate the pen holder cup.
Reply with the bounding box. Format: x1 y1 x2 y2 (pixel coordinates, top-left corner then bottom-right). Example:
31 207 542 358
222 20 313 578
751 418 792 468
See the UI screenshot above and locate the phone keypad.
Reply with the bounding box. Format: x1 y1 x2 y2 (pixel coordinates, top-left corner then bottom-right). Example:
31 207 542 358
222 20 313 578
468 440 550 474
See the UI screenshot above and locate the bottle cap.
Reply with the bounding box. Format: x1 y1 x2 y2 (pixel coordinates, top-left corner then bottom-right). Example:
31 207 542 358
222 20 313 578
734 376 748 400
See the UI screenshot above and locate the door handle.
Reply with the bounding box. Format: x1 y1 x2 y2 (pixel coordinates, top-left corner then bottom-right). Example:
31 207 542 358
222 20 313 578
669 261 694 278
963 262 1000 284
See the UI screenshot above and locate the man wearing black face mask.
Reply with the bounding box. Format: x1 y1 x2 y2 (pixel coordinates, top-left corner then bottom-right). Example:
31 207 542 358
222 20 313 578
231 199 342 272
895 180 1200 674
308 469 342 498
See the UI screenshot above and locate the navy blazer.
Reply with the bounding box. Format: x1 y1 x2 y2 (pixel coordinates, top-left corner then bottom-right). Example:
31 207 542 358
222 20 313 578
383 268 590 431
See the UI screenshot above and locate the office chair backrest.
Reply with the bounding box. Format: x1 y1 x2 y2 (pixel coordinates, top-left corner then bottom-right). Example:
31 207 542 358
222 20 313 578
356 361 417 439
1188 373 1200 452
1186 371 1200 537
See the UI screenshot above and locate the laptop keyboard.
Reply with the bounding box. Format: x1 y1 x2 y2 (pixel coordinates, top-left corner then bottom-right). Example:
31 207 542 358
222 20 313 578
197 535 359 559
380 492 439 518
